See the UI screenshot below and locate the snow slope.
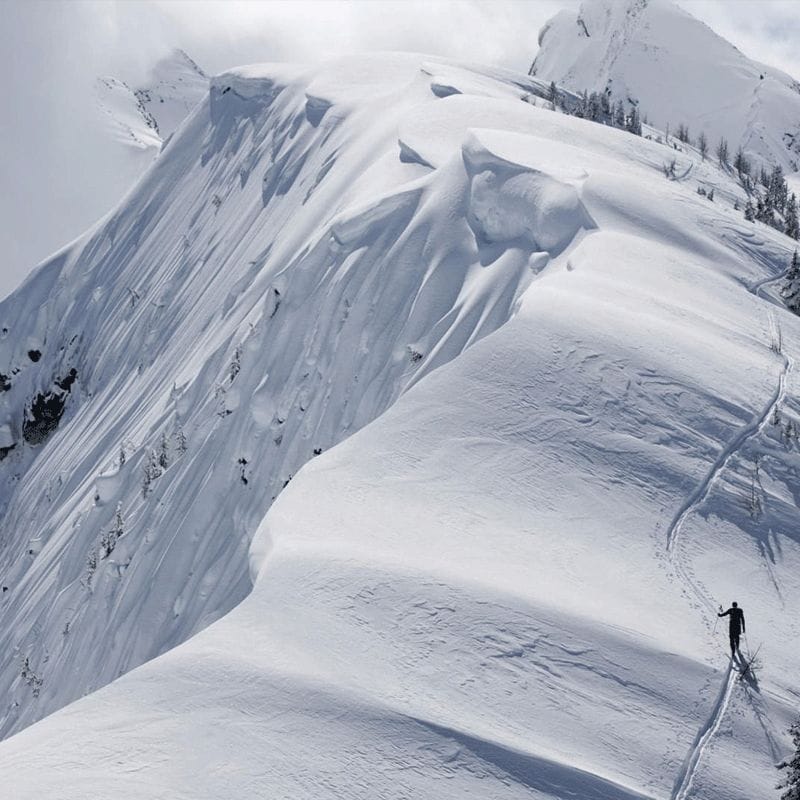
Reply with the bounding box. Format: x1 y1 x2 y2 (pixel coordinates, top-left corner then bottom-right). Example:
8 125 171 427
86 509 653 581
1 54 800 799
0 54 560 738
531 0 800 173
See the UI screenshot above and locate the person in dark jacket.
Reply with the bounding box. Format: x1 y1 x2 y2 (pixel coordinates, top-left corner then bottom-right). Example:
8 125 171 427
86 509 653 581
718 602 745 657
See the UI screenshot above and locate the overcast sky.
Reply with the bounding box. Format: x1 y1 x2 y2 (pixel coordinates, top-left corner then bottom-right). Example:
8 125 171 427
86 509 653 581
2 0 799 301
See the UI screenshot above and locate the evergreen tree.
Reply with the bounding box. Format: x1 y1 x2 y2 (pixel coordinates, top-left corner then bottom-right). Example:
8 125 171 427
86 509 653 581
781 250 800 313
229 345 242 383
549 80 558 109
615 102 623 127
613 100 625 128
740 165 795 235
600 89 611 119
577 89 589 118
142 449 163 498
100 503 124 558
756 195 772 225
697 130 708 161
786 194 800 240
158 432 169 470
770 164 788 213
175 426 188 455
778 719 800 800
734 146 750 178
587 91 602 122
626 104 642 136
676 122 690 143
716 137 729 168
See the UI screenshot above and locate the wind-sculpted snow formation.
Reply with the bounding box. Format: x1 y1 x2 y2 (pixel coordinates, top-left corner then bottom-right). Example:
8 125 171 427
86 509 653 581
0 55 586 738
1 54 799 800
532 0 800 173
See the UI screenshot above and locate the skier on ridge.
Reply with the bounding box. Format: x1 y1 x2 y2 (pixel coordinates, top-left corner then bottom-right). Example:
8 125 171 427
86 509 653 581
717 601 745 658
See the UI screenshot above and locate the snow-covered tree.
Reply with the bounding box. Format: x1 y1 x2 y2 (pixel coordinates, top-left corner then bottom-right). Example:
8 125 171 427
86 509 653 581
86 548 97 583
781 250 800 313
20 656 43 698
778 720 800 800
613 100 625 128
158 432 170 470
576 89 589 118
716 137 729 168
600 89 611 118
229 345 242 383
576 90 604 122
770 165 788 213
626 104 642 136
100 502 124 558
175 426 188 455
697 130 708 160
756 195 773 226
733 146 750 178
786 194 800 240
676 122 690 143
142 449 163 498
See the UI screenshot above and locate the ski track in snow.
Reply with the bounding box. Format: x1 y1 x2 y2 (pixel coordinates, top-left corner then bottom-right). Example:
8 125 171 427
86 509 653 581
665 277 791 796
669 663 737 800
665 351 789 569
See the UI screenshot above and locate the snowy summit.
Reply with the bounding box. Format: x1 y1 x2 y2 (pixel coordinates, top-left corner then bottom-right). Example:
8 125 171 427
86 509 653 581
96 49 208 154
531 0 800 172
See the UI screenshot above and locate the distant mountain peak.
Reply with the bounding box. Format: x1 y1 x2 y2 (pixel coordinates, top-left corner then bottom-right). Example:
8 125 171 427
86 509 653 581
96 48 208 154
532 0 800 172
160 47 207 78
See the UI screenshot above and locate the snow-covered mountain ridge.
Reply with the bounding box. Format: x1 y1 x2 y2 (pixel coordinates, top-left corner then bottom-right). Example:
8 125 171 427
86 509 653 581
531 0 800 173
0 52 799 799
0 53 563 738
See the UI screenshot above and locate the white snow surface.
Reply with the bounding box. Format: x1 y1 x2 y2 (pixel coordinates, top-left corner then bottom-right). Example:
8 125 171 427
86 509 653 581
531 0 800 173
0 53 799 799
